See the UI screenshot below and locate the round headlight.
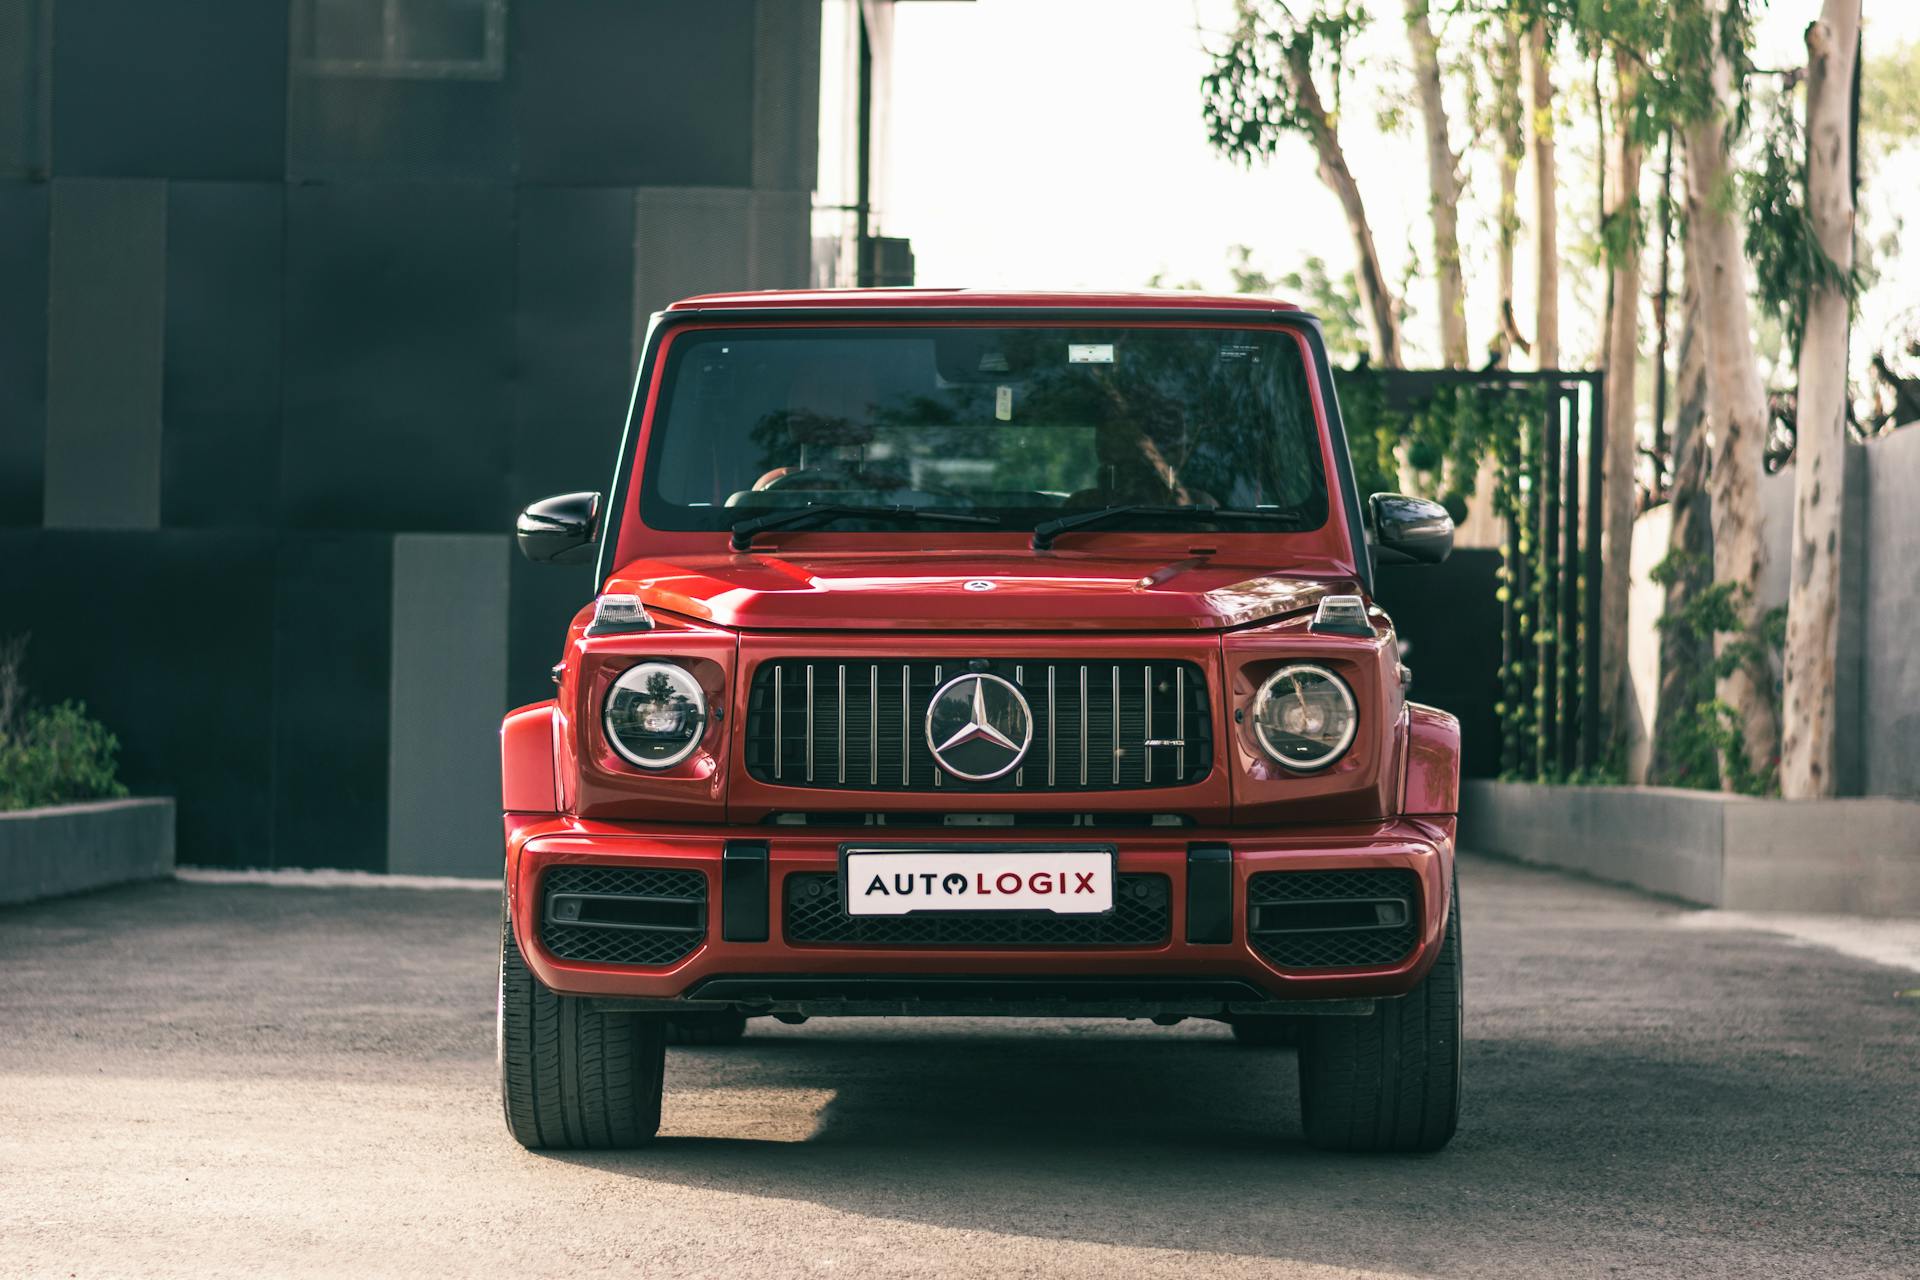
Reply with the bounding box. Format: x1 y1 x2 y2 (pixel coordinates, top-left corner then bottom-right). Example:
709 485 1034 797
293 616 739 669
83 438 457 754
604 662 707 770
1251 664 1358 771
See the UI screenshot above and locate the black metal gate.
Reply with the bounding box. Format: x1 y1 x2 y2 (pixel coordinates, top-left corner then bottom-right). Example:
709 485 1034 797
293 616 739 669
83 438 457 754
1346 369 1606 781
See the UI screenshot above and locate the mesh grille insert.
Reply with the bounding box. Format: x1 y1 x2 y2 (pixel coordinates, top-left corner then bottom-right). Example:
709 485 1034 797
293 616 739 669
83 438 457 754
1246 868 1421 969
785 872 1170 947
539 866 707 967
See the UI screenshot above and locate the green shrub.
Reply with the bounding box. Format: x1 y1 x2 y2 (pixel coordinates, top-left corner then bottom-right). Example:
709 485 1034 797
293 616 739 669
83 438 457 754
0 701 130 811
0 634 130 811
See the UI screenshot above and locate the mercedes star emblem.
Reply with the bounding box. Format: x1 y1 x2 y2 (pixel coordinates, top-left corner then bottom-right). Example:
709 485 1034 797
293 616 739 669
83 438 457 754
963 580 995 591
925 672 1034 781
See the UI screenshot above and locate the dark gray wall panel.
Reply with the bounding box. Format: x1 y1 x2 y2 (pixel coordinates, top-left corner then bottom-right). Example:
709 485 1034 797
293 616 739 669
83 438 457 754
0 530 277 867
751 0 820 193
288 78 511 181
387 533 509 876
283 182 513 531
514 0 755 186
507 555 592 709
0 0 50 176
44 178 165 529
163 181 285 528
50 0 287 178
271 534 392 871
505 185 631 704
631 188 752 319
510 185 632 506
0 179 48 524
4 3 827 874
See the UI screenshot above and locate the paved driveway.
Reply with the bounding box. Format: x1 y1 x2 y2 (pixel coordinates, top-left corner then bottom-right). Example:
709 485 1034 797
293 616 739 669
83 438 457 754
2 855 1914 1278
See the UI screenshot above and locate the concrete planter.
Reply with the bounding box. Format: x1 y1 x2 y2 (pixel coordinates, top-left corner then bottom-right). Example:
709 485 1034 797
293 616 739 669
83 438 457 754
0 797 176 906
1461 780 1920 917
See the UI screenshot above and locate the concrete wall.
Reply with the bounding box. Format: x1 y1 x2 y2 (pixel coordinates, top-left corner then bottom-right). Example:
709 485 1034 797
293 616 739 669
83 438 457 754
1861 425 1920 796
0 799 176 906
1623 424 1920 798
1461 780 1920 915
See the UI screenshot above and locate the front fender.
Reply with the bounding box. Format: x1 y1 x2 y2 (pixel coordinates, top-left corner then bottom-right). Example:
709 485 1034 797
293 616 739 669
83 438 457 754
502 700 560 814
1400 702 1460 816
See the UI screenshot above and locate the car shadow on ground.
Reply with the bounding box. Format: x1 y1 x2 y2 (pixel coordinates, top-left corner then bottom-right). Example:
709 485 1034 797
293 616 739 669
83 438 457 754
676 1024 1302 1152
518 1028 1704 1274
537 1017 1914 1276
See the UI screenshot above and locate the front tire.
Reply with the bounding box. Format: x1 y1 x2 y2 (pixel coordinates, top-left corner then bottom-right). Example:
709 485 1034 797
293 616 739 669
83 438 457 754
499 911 666 1150
1295 874 1462 1153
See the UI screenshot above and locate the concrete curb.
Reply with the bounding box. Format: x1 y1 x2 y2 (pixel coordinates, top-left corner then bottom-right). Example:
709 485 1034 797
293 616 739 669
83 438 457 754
0 798 177 906
1461 780 1920 917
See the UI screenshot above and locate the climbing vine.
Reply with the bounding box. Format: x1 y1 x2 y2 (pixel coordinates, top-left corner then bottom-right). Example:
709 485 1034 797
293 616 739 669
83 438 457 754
1647 554 1786 795
1341 372 1601 782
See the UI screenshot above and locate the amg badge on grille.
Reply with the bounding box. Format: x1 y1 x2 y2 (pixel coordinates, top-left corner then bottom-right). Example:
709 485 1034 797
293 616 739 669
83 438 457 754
925 673 1034 781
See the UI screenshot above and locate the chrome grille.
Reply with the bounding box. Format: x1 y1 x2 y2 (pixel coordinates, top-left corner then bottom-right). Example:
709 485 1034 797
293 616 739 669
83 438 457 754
744 659 1211 793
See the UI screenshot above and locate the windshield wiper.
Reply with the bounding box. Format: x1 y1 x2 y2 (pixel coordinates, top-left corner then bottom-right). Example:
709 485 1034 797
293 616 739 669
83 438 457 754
731 503 1001 551
1031 504 1306 551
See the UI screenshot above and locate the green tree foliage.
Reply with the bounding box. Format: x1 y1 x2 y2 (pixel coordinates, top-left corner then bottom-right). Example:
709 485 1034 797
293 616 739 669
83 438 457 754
1862 39 1920 152
1200 1 1372 159
1224 244 1370 366
1742 76 1860 365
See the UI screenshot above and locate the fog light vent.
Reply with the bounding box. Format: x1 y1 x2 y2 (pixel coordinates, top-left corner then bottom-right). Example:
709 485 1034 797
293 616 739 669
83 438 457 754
1246 869 1420 969
539 866 707 967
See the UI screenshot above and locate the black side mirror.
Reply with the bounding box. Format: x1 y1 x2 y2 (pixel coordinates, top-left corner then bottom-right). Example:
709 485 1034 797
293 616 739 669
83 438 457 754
1368 493 1453 565
516 491 602 565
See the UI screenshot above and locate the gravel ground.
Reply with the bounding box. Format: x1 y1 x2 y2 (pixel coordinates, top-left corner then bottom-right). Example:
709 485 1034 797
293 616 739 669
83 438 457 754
1 854 1915 1279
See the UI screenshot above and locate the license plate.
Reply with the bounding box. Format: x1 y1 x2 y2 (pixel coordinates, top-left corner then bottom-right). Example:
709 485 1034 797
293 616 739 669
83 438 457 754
843 848 1115 916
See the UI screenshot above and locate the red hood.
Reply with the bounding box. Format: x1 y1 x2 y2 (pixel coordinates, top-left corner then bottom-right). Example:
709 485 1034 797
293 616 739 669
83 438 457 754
604 550 1349 631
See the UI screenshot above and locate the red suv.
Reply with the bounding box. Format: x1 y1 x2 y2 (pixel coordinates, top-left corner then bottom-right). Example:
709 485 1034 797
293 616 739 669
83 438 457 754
500 290 1462 1152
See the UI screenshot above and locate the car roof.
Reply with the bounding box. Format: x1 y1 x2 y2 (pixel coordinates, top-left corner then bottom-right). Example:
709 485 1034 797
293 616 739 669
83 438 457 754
664 287 1303 312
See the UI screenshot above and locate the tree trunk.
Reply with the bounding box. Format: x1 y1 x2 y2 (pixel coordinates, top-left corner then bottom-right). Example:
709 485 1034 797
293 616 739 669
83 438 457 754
1495 22 1529 364
1651 128 1674 482
1650 225 1716 788
1405 0 1467 367
1600 59 1644 752
1528 21 1559 370
1779 0 1861 798
1682 0 1781 790
1288 42 1404 368
1454 19 1525 549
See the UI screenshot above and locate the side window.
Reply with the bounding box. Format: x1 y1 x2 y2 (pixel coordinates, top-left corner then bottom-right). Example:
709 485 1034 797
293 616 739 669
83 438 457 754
293 0 507 81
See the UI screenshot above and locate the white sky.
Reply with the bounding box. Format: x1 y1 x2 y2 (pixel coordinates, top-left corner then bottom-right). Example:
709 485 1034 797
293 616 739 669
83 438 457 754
885 1 1918 374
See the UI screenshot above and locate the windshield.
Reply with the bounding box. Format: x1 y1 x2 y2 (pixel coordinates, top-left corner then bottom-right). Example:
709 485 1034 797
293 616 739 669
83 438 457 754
637 325 1330 535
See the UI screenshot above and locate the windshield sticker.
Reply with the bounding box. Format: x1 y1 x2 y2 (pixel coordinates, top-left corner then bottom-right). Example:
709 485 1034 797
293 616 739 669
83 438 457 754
995 385 1013 421
1218 344 1262 364
1068 343 1115 364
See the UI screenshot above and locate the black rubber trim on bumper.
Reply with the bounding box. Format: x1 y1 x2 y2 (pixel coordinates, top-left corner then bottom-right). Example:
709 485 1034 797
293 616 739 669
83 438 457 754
589 974 1376 1019
721 840 770 942
685 975 1270 1003
1185 843 1233 944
